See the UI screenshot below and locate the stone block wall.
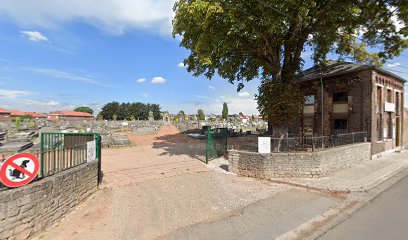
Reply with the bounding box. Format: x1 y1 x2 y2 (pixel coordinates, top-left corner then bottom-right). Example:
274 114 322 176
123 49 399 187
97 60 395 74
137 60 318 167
228 143 371 179
0 161 98 240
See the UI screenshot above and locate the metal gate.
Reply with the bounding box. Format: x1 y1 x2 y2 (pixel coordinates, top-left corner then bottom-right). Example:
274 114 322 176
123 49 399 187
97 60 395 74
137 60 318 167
40 132 102 183
206 128 228 164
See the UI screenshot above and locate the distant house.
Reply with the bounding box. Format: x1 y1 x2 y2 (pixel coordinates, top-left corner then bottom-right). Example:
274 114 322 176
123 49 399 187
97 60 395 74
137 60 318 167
24 112 47 119
48 111 94 120
0 108 45 121
0 108 11 120
8 110 25 118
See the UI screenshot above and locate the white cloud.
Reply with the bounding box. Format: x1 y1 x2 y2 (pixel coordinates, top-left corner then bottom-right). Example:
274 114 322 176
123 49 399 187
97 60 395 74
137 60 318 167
0 89 35 99
25 67 114 87
0 1 176 35
238 91 250 97
21 30 48 42
22 99 59 107
387 62 401 68
151 76 166 84
209 85 215 90
137 78 146 83
178 62 185 68
142 93 149 98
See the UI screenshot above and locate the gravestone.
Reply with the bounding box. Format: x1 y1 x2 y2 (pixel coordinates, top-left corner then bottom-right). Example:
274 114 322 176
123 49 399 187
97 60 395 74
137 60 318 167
148 111 154 122
162 113 170 123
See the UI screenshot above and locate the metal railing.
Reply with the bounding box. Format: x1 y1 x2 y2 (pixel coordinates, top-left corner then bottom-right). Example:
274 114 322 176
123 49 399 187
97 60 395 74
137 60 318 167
228 132 368 153
1 132 101 190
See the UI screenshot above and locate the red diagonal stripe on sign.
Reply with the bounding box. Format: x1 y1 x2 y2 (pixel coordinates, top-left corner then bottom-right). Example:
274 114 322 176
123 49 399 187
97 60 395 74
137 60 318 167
8 161 34 178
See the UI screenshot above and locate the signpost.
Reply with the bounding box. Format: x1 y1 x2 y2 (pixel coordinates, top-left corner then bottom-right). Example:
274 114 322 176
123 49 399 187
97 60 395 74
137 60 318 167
258 137 271 154
0 153 40 188
87 140 97 162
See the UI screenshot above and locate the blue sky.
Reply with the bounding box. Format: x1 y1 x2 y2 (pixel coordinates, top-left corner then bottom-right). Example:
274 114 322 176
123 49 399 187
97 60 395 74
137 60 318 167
0 1 407 115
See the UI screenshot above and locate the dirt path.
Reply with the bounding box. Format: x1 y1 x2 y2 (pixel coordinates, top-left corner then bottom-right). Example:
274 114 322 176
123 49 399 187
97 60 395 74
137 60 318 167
102 125 208 187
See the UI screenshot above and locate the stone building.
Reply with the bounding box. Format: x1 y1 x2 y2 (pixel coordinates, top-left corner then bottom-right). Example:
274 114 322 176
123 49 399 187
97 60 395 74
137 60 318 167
294 61 405 155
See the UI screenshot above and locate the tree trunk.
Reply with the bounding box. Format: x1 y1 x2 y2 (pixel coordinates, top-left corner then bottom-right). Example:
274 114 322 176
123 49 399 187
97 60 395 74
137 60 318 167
272 125 289 152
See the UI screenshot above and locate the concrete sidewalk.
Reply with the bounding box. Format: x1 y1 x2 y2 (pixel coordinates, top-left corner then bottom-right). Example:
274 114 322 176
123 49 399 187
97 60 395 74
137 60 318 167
271 151 408 192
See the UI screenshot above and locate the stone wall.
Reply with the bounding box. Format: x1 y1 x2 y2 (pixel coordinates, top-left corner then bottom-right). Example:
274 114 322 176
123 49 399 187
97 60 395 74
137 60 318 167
0 161 98 240
228 143 371 179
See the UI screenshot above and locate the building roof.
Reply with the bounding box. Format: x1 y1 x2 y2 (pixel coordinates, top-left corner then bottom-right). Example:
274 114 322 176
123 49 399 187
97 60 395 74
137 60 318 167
0 108 9 114
8 110 25 116
49 111 94 117
300 61 406 83
25 112 47 118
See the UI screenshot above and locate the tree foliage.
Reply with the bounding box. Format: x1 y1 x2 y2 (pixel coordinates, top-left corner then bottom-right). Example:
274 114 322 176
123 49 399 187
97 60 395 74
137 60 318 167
173 0 408 126
74 106 94 115
100 101 161 120
222 102 228 119
197 109 206 120
257 82 304 126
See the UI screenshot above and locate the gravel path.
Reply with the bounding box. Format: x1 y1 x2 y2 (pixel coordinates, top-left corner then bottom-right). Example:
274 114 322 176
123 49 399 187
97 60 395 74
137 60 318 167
35 172 290 240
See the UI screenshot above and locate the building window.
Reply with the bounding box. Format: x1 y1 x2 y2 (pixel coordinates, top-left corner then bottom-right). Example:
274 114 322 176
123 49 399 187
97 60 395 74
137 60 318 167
334 119 348 134
396 92 400 116
333 92 348 103
387 112 392 139
305 95 315 105
376 86 382 113
377 114 383 141
387 89 392 103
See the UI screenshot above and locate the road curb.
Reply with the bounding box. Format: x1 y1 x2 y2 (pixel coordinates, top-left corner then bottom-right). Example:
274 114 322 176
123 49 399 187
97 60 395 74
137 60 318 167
270 161 408 193
275 165 408 240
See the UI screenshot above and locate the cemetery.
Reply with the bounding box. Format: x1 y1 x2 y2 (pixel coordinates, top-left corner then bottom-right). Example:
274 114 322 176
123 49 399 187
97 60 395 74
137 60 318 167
0 118 164 159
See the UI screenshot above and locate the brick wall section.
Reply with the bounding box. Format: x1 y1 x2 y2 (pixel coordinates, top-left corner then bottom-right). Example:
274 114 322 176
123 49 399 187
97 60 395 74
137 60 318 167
228 143 371 179
0 161 98 240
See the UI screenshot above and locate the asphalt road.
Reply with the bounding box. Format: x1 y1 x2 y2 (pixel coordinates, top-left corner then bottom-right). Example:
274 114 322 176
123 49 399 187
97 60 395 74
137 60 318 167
320 173 408 240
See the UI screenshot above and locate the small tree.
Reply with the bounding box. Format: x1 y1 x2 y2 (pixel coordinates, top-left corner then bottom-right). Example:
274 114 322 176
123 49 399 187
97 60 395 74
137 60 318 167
14 117 22 131
197 109 205 121
112 114 118 121
74 106 94 115
96 113 103 121
28 119 36 128
130 115 136 121
222 102 228 120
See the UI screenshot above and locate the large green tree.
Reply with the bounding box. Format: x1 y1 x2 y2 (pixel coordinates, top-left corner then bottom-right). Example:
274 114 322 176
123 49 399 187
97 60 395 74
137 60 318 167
100 101 161 120
222 102 228 120
173 0 408 130
74 106 94 115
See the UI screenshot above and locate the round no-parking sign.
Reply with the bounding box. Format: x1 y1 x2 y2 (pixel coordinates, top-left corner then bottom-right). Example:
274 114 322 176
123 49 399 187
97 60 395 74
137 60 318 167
0 153 40 188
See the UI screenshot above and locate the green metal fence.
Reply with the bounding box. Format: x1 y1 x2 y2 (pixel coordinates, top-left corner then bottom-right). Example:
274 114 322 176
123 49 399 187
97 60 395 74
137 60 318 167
40 133 101 179
0 132 102 190
206 128 228 164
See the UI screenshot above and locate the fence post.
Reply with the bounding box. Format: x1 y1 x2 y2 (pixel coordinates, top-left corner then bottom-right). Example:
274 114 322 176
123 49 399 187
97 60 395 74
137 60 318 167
96 134 102 185
352 132 355 144
312 137 315 152
40 133 45 178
